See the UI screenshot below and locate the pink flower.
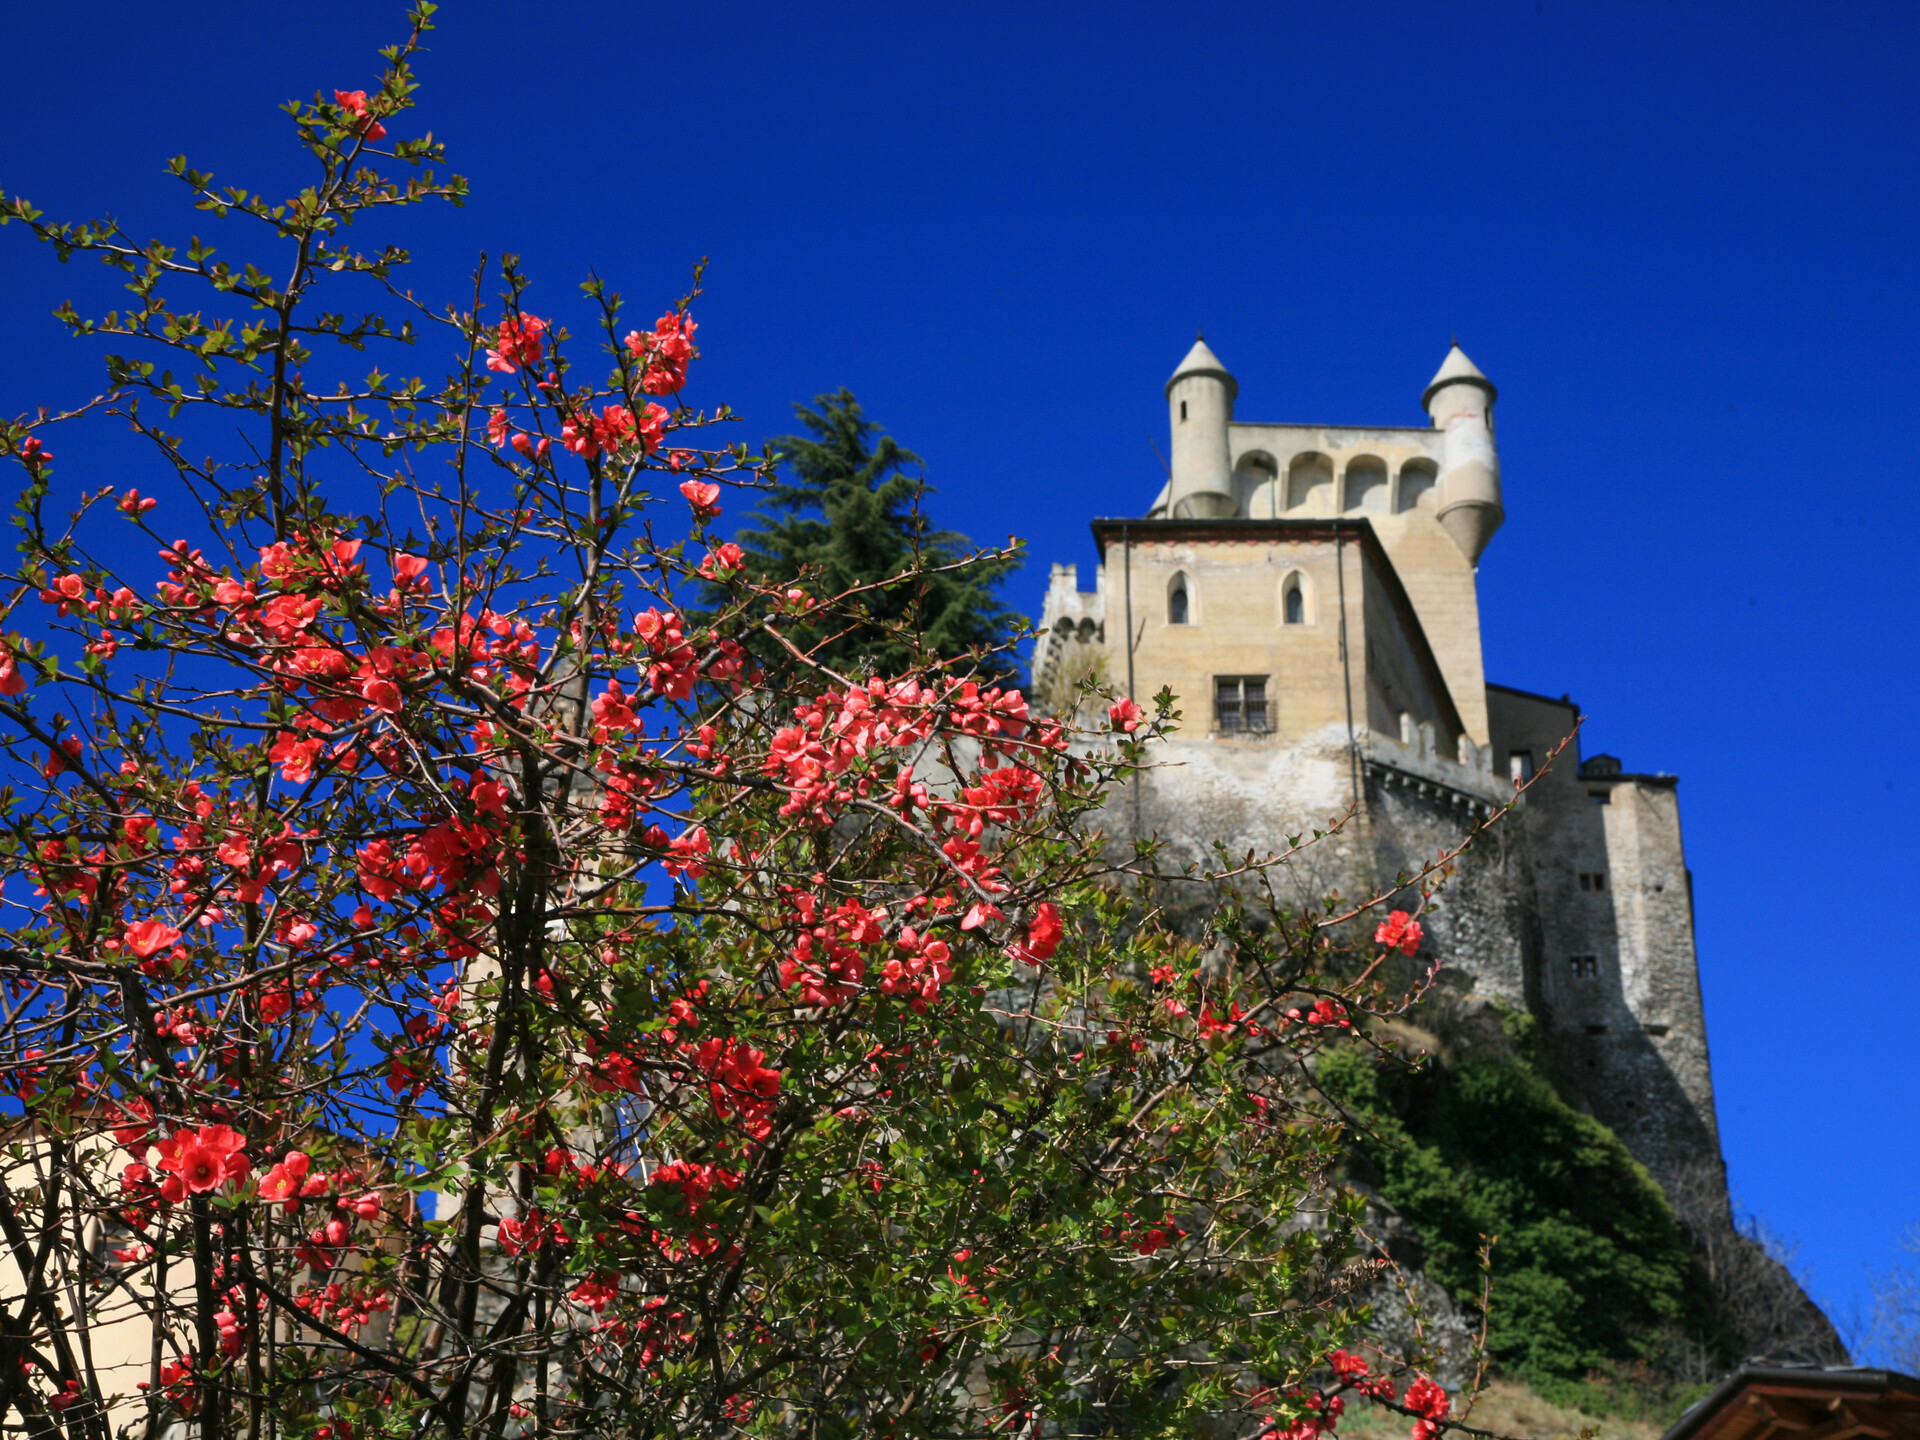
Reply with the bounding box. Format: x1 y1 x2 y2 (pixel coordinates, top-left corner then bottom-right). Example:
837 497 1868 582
1108 698 1143 733
125 919 182 958
486 409 510 447
0 647 28 697
485 315 546 374
333 89 387 141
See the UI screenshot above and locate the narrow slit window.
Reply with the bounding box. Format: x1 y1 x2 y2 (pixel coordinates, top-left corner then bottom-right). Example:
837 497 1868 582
1214 676 1269 734
1284 581 1304 625
1168 576 1189 625
1180 400 1188 421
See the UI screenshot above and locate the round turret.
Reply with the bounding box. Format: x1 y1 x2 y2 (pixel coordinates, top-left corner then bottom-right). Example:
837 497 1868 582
1422 344 1504 562
1165 336 1238 519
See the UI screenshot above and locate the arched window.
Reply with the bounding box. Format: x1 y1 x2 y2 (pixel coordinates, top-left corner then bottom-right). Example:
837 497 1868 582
1344 455 1387 513
1286 452 1333 513
1168 574 1190 625
1396 458 1438 513
1233 451 1279 517
1277 569 1313 626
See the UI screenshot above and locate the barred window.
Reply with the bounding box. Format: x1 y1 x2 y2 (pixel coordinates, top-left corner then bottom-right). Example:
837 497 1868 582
1214 676 1269 734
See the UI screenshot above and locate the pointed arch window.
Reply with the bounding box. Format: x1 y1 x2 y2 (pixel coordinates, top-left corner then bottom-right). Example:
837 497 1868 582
1277 569 1313 626
1168 573 1190 625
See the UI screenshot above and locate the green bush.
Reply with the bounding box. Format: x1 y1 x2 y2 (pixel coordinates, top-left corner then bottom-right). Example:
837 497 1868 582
1319 1018 1730 1406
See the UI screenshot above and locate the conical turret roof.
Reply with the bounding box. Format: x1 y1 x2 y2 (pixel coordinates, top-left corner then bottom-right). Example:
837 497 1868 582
1165 336 1238 400
1422 343 1497 409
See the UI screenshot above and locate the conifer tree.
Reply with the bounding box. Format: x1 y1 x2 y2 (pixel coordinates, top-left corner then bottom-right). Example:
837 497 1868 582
726 388 1021 680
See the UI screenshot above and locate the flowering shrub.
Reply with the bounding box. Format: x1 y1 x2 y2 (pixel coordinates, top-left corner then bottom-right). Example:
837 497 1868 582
0 8 1481 1439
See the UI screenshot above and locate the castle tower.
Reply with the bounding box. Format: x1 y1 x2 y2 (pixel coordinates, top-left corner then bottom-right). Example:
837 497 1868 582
1165 336 1238 518
1422 344 1504 563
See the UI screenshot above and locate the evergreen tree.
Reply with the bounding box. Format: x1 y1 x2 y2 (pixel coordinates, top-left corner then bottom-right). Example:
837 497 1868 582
725 388 1021 681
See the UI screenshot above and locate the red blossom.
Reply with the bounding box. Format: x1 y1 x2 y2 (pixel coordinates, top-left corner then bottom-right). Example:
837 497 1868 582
663 826 711 880
333 89 387 140
124 918 182 958
698 542 745 579
1374 910 1423 957
1006 902 1067 971
680 480 721 519
486 315 547 375
155 1124 248 1195
623 312 698 395
1405 1376 1449 1440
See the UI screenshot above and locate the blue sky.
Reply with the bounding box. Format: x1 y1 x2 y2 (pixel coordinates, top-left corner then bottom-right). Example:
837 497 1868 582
3 0 1915 1349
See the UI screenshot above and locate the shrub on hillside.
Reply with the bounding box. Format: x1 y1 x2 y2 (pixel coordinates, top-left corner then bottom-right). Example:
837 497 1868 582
1319 1014 1732 1414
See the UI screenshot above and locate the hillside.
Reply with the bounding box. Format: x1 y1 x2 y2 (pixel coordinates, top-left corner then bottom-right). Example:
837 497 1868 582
1322 994 1845 1419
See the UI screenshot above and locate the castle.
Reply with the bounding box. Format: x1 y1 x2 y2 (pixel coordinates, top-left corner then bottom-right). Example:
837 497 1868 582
1035 338 1724 1207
